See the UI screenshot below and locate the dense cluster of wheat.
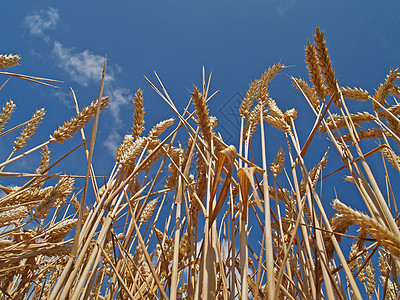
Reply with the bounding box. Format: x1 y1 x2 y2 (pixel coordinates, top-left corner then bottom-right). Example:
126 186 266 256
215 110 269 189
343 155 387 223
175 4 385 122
0 27 399 299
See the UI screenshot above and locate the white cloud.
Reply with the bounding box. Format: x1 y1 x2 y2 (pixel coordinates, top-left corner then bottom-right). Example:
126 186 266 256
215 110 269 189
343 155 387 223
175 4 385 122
51 41 132 123
107 87 132 124
24 7 59 41
53 90 75 109
52 41 114 86
276 0 296 17
24 7 132 125
103 130 122 156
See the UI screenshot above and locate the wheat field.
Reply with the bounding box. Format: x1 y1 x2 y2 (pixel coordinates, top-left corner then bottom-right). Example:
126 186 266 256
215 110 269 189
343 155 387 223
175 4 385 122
0 27 399 299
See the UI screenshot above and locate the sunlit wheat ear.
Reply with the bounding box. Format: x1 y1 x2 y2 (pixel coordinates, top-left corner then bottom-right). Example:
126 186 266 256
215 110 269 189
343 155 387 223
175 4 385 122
378 250 396 299
115 135 145 166
35 145 50 175
49 96 109 144
374 69 398 110
4 185 51 209
381 147 400 170
34 177 74 219
283 108 297 123
348 242 362 273
0 54 20 69
148 118 174 140
258 62 286 99
387 103 400 115
195 144 207 203
181 137 193 170
165 147 183 190
340 86 370 101
139 198 158 224
191 85 212 146
188 174 201 230
0 100 16 133
240 79 259 119
154 227 174 264
243 102 264 141
132 88 145 139
0 240 12 251
270 147 285 177
305 41 326 100
390 85 400 99
342 128 391 142
267 97 283 118
324 213 353 259
333 199 400 257
314 27 340 105
292 77 320 110
365 255 376 299
320 112 375 132
13 108 45 151
46 218 78 242
263 114 291 133
0 206 29 223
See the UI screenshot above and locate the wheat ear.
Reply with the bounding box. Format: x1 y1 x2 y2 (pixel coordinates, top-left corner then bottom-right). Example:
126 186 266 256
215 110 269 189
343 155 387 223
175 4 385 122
191 85 212 146
240 79 259 119
49 96 109 144
333 199 400 257
292 77 320 110
314 28 339 105
13 108 45 151
374 69 398 110
132 88 145 139
341 87 369 101
305 41 326 100
0 100 16 133
0 54 20 69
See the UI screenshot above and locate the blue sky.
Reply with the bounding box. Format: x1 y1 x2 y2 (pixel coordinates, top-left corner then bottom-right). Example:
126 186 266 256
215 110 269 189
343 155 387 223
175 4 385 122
1 2 400 297
1 1 399 204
